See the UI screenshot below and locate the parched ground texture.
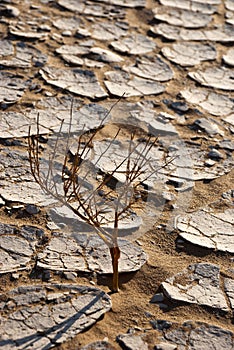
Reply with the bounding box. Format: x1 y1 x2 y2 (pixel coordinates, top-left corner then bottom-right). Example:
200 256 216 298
0 0 234 349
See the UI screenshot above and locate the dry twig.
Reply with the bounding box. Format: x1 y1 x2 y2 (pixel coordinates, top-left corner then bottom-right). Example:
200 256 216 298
28 102 169 292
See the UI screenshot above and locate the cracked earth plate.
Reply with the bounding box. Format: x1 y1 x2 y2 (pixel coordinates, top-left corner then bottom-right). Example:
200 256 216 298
117 319 234 349
40 67 107 99
189 67 234 91
154 8 211 28
104 70 165 97
37 233 147 274
175 208 234 252
0 284 111 349
58 0 126 18
91 21 128 41
180 88 234 117
0 71 27 105
94 0 145 7
124 56 173 82
151 23 234 42
0 224 47 274
0 148 56 206
161 263 230 312
158 0 219 14
162 43 216 66
161 320 234 350
111 34 156 55
0 41 47 68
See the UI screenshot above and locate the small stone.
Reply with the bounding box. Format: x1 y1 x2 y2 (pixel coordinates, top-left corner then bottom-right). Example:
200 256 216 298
222 190 234 201
117 333 148 350
46 221 60 230
158 303 169 310
11 273 20 280
170 101 189 114
25 204 40 215
39 24 51 31
62 30 72 36
0 5 20 17
63 271 77 281
204 159 216 167
194 118 223 136
150 319 172 331
218 140 234 151
43 270 51 281
167 177 185 188
150 293 165 303
208 149 224 160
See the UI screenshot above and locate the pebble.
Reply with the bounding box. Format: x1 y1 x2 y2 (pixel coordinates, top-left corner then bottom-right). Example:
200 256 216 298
208 148 224 160
150 293 165 303
25 204 40 215
117 333 148 350
204 159 216 167
63 271 77 281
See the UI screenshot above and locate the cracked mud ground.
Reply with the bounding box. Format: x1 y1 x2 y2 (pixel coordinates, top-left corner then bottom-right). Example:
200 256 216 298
0 0 233 349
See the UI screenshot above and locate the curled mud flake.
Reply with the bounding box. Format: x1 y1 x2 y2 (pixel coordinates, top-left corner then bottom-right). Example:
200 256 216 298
53 17 83 31
9 22 48 40
180 88 234 117
94 0 146 7
193 118 224 137
151 23 234 42
111 34 156 55
0 42 47 68
162 43 216 67
56 42 97 65
189 67 234 91
153 8 212 28
40 66 107 99
58 0 126 18
123 56 173 82
91 21 128 41
104 70 165 97
158 0 219 14
0 71 27 105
